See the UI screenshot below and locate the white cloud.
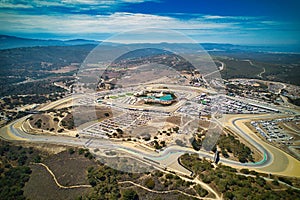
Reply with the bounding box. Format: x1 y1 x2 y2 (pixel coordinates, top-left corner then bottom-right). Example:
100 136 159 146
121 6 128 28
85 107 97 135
0 2 33 8
0 0 158 9
0 10 297 44
0 12 235 35
203 15 226 19
61 0 115 5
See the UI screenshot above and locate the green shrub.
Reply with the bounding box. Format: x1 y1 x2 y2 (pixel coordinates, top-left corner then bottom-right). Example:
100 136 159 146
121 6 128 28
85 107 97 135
144 177 155 189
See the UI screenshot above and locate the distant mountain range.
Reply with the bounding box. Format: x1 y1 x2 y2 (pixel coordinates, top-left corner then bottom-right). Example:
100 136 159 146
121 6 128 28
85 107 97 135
0 35 100 49
0 34 299 53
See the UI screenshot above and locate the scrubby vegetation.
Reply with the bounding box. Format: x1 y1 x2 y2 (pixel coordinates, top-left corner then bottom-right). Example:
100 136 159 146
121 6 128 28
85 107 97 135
61 113 75 129
0 141 43 200
121 189 139 200
0 45 93 80
82 162 199 200
180 154 300 200
220 58 262 79
218 56 300 86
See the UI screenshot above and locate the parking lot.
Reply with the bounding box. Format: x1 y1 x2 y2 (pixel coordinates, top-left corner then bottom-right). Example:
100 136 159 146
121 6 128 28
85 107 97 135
251 117 299 144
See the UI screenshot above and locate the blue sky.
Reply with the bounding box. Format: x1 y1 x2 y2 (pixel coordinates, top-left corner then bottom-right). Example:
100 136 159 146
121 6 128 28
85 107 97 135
0 0 299 45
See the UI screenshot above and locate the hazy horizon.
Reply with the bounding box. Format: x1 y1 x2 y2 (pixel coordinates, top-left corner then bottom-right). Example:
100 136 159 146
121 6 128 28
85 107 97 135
0 0 300 46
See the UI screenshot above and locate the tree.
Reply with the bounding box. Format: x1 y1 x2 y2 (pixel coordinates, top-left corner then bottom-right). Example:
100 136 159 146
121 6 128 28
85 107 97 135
122 189 139 200
272 180 279 186
68 148 75 155
224 191 234 199
165 174 174 179
144 177 155 189
57 128 64 133
34 155 41 163
195 185 208 197
78 148 85 155
255 176 266 187
175 139 184 146
191 138 201 151
238 157 247 163
89 178 97 187
278 177 292 186
53 117 59 122
154 141 162 150
112 132 118 137
221 149 229 158
240 168 250 174
116 128 123 135
18 155 28 166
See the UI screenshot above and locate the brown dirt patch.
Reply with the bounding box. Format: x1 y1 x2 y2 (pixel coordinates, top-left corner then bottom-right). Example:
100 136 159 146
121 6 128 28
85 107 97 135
199 120 211 129
166 116 181 126
73 106 113 126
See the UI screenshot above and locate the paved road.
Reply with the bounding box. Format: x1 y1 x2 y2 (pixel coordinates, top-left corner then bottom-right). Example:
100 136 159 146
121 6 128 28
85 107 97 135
1 93 299 177
224 115 300 177
0 114 273 173
231 118 272 167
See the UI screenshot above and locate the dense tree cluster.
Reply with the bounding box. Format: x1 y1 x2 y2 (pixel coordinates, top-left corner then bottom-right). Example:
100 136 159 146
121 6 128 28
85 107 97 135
85 166 121 200
0 166 32 200
217 134 254 163
0 80 66 97
2 95 49 108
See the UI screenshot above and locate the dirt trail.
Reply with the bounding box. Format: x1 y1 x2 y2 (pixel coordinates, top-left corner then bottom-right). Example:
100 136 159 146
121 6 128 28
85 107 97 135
32 162 92 189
